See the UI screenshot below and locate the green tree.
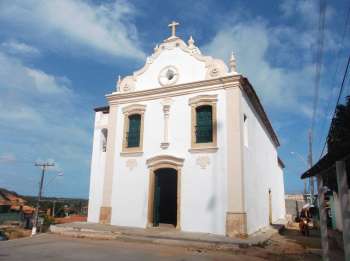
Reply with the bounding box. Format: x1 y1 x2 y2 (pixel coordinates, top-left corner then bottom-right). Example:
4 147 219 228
327 96 350 155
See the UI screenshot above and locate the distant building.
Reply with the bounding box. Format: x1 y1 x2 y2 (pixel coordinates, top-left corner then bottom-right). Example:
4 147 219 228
0 192 11 213
0 188 25 212
0 188 34 214
284 194 304 222
88 22 286 237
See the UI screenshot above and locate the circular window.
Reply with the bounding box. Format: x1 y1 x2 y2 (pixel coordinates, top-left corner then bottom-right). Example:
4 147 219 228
166 69 175 80
158 66 179 86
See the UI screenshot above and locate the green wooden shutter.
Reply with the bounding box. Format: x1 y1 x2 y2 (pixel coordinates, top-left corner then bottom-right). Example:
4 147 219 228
127 114 141 147
196 105 213 143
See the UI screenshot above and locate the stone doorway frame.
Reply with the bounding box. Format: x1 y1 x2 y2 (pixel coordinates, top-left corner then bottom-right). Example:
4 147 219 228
146 155 184 229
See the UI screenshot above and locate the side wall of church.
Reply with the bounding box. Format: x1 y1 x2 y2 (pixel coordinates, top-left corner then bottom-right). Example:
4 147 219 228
109 89 228 235
241 93 286 235
87 112 108 223
275 164 286 222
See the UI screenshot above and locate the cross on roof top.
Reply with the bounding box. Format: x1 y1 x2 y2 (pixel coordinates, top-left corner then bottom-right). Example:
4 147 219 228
168 21 179 38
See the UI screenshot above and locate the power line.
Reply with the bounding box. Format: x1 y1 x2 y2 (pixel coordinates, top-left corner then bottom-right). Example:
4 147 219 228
308 0 327 202
319 55 350 158
316 3 350 156
310 0 327 137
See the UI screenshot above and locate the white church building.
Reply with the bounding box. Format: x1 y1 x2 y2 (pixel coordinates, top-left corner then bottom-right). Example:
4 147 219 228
88 22 286 237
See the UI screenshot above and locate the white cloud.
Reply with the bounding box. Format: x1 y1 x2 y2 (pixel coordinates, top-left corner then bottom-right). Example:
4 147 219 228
0 50 88 142
0 0 145 60
25 68 71 95
0 153 16 163
0 51 72 127
202 2 338 116
203 21 310 109
0 50 92 197
0 51 71 94
0 104 42 124
1 40 40 56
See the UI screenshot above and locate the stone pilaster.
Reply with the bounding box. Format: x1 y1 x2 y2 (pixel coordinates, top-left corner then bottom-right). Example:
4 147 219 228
226 212 247 238
225 86 247 237
99 104 118 224
160 98 172 149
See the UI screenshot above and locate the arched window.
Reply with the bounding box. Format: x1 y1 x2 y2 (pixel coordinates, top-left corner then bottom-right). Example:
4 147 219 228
101 128 108 152
127 114 141 148
195 105 213 143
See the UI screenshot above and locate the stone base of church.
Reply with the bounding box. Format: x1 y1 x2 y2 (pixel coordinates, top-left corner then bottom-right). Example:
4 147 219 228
99 206 112 224
225 212 247 238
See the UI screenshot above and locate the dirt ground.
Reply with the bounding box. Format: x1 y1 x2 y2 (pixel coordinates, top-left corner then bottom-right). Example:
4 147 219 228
0 225 31 240
233 225 344 261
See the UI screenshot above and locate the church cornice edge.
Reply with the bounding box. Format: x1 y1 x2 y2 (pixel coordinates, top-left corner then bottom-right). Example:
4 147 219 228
106 75 242 103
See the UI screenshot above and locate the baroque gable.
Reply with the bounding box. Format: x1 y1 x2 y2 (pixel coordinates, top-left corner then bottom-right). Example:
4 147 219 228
116 35 235 93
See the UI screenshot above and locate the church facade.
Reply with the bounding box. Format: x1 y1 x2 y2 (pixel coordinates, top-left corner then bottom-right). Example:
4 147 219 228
88 22 286 237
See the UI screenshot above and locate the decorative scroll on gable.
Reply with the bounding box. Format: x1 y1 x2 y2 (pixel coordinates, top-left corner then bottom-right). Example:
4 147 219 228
205 59 228 80
119 76 136 92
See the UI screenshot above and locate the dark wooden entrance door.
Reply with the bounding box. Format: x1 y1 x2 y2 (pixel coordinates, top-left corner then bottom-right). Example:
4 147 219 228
153 168 177 227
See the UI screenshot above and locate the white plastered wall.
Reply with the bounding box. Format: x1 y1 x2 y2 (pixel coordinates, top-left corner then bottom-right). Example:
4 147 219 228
109 89 228 235
135 47 206 91
87 112 108 222
241 92 285 234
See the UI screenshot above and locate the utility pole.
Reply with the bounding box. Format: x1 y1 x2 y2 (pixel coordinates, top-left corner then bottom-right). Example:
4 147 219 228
290 151 308 197
52 200 56 218
32 162 55 236
308 129 315 203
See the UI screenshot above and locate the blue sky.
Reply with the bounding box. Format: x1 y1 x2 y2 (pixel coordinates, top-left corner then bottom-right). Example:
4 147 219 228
0 0 349 198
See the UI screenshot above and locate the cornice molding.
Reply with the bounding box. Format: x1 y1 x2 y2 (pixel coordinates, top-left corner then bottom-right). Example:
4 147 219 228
122 104 146 114
239 77 280 147
107 75 241 105
188 94 218 105
146 155 184 168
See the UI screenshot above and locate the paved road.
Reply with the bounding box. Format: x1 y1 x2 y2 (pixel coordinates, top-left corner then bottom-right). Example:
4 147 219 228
0 234 257 261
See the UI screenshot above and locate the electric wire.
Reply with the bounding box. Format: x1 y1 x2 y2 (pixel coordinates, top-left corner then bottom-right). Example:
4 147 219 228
316 3 350 158
319 55 350 158
310 0 327 142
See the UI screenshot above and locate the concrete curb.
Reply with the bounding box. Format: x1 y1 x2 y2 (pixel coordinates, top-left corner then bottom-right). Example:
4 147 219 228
50 223 284 251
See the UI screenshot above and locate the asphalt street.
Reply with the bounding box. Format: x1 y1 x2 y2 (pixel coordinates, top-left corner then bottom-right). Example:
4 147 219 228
0 234 256 261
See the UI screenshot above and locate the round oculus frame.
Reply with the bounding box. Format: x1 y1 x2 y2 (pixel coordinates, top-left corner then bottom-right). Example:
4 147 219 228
158 66 179 86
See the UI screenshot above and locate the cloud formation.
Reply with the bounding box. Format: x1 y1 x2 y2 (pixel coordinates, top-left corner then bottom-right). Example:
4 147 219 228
203 21 310 111
0 50 92 196
0 153 16 163
202 0 338 118
1 40 40 56
0 0 145 60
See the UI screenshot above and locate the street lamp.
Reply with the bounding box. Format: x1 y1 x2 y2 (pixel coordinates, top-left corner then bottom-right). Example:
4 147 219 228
44 172 64 191
44 172 63 218
290 151 308 196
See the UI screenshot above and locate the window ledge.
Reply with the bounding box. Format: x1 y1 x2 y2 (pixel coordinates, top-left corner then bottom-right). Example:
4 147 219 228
120 151 143 157
188 147 218 153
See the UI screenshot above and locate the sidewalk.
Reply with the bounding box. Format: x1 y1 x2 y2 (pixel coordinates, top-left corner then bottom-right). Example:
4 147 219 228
50 221 285 251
